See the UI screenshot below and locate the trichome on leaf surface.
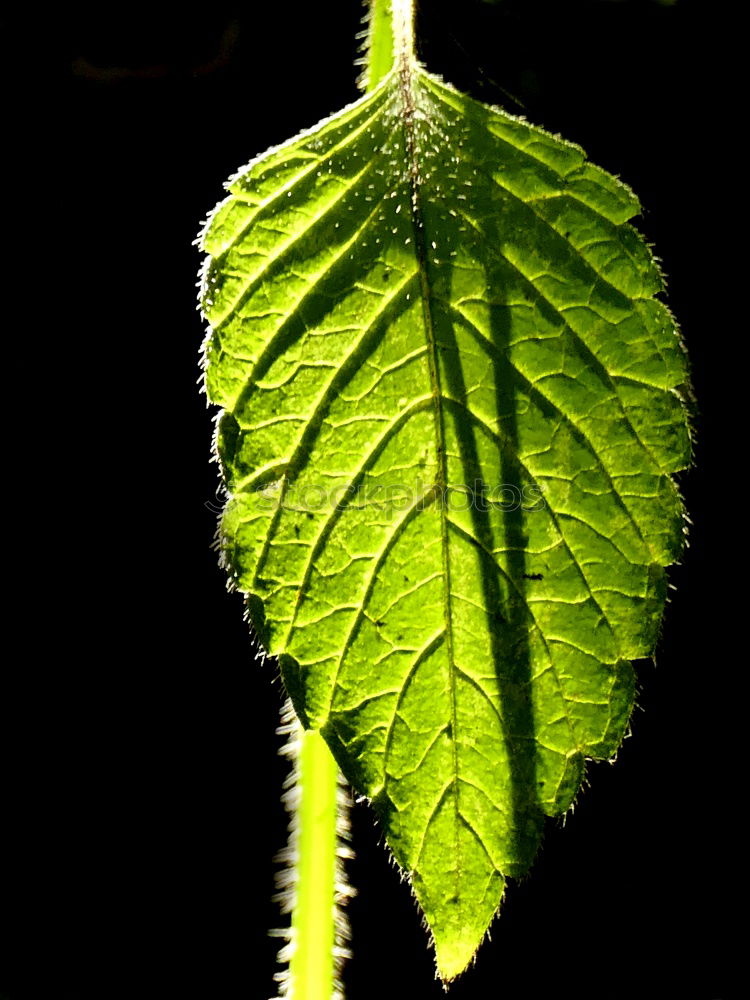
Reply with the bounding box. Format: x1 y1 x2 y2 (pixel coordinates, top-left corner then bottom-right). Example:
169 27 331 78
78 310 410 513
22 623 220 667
198 0 691 992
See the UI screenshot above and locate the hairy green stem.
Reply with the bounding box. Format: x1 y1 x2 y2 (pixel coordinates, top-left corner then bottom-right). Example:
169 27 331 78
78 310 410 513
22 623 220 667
363 0 415 90
279 8 415 997
287 729 339 1000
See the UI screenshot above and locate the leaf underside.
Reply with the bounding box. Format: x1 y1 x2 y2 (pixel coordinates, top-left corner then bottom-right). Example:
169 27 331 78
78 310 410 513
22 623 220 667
200 68 690 981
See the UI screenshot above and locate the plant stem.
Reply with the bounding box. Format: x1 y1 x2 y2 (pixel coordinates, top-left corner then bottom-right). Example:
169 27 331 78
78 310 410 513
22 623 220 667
363 0 415 90
363 0 393 90
287 729 340 1000
277 10 416 996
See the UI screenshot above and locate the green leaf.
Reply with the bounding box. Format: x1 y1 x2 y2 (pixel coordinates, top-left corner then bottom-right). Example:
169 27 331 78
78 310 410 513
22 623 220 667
200 65 690 981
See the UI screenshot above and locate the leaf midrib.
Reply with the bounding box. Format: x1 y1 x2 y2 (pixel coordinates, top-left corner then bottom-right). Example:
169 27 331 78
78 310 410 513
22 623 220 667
396 54 466 886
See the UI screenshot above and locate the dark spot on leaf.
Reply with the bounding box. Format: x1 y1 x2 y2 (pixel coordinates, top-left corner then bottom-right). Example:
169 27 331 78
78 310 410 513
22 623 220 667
522 572 543 580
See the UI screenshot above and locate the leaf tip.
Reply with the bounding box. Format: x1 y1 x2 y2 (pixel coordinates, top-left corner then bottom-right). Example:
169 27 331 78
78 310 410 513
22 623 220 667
433 933 479 985
427 883 503 986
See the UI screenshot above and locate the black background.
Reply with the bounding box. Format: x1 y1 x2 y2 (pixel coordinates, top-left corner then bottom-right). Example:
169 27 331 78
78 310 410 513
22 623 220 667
1 2 740 998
